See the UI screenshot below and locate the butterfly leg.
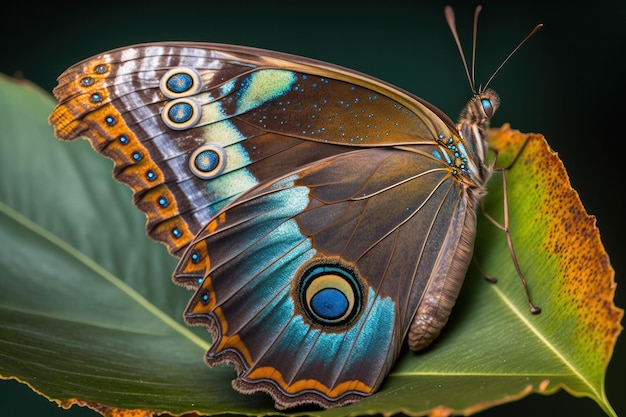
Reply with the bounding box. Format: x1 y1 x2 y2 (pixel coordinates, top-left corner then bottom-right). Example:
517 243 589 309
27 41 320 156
472 257 498 284
480 168 541 314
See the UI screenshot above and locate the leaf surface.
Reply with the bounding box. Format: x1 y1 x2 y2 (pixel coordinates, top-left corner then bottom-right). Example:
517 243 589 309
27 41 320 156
0 74 621 417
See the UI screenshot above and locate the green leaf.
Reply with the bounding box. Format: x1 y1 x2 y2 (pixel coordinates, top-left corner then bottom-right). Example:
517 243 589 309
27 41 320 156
0 73 622 417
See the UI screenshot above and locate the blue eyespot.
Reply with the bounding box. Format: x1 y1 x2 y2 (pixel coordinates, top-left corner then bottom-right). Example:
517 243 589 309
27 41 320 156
159 67 203 98
191 251 201 264
189 144 226 179
299 262 363 326
195 149 219 172
158 196 169 208
89 93 103 103
162 98 202 130
168 102 194 124
167 73 194 94
94 64 107 74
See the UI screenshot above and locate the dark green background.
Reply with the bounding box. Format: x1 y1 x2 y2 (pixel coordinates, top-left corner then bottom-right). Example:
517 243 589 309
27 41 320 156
1 0 623 416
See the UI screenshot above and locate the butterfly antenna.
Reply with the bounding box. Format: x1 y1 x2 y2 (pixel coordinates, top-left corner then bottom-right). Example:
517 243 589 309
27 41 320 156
445 5 475 93
482 22 544 92
471 5 482 91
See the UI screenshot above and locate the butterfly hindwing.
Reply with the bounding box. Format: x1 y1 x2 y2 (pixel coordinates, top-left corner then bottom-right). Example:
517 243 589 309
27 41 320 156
177 146 474 409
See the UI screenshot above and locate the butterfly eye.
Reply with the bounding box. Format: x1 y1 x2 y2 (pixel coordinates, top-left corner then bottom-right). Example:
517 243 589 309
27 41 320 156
480 98 494 118
478 89 500 119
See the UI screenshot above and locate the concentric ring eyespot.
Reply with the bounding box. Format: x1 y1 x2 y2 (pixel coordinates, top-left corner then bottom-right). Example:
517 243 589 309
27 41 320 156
161 98 202 130
80 77 95 87
298 263 363 327
89 92 103 103
93 64 108 74
189 144 226 179
159 67 203 99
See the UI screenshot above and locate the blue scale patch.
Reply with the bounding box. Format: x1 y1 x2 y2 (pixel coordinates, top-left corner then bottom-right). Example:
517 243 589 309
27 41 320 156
283 289 395 379
195 149 220 172
433 134 471 174
311 288 348 320
236 70 297 114
220 79 237 95
167 73 194 93
168 102 194 123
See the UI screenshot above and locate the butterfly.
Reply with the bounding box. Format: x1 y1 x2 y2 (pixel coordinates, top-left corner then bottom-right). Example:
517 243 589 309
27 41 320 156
48 6 541 410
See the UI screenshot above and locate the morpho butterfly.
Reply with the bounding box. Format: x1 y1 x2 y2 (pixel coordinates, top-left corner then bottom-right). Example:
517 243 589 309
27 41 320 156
48 6 542 410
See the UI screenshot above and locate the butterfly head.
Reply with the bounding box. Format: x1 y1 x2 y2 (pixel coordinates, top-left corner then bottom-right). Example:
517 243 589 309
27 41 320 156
461 88 500 126
445 5 540 127
454 87 500 193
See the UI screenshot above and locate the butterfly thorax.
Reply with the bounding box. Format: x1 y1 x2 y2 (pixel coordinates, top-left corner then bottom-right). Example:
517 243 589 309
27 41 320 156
456 88 500 206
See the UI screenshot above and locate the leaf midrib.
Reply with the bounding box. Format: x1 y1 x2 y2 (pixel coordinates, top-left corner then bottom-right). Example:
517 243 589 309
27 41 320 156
388 286 600 397
491 285 600 397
